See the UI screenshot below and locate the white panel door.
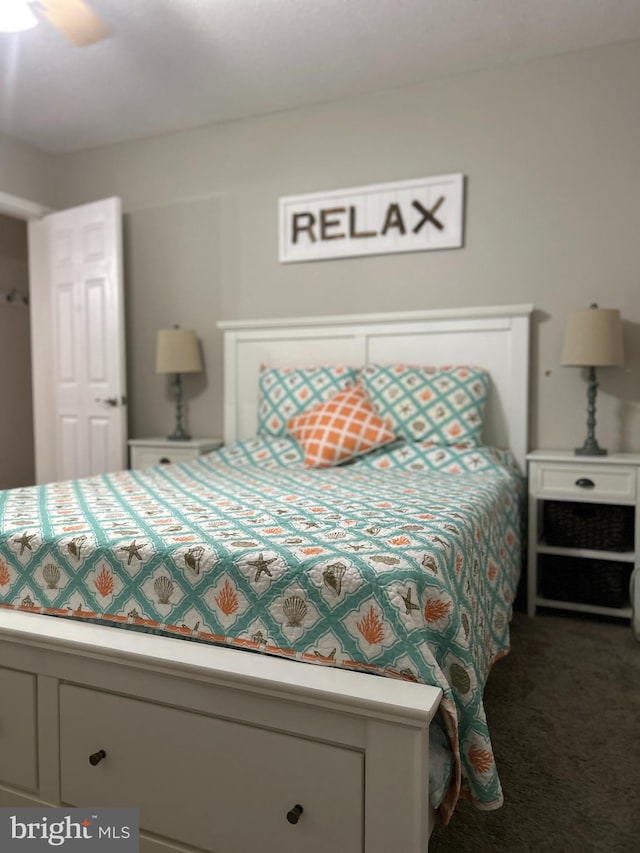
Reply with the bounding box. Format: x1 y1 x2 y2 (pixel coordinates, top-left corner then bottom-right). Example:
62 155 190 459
47 198 126 479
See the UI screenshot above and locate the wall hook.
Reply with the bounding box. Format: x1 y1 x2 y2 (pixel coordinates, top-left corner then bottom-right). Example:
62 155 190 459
2 289 29 307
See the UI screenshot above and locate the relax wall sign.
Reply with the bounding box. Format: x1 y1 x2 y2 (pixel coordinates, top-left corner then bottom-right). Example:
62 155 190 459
279 173 464 263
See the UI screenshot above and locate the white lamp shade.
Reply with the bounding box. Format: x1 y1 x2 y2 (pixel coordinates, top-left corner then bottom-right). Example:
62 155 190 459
156 328 203 374
561 307 624 367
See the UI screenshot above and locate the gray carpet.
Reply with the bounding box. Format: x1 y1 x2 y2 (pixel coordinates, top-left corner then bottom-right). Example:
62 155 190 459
429 612 640 853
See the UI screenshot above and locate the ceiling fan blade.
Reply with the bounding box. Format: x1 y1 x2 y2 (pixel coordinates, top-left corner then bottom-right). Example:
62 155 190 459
38 0 111 47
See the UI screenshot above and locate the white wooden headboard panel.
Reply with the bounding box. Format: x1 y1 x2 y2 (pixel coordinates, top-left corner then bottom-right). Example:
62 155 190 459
217 305 533 471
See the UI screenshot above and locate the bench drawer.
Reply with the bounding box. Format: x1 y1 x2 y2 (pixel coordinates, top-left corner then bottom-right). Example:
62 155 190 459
0 667 37 793
60 685 363 853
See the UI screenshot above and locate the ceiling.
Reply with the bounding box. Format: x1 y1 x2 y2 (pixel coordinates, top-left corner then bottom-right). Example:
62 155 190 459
2 0 640 155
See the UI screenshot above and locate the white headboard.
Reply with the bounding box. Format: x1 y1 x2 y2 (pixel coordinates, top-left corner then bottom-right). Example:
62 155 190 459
217 305 533 472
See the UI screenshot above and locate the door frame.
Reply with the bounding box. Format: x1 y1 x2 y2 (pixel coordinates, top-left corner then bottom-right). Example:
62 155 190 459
1 191 56 484
0 191 52 221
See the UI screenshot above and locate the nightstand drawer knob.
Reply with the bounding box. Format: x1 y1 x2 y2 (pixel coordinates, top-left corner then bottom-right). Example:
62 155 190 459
575 477 595 489
89 749 106 766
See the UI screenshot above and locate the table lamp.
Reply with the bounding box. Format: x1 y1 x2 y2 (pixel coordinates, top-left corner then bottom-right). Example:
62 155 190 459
156 327 203 440
561 304 624 456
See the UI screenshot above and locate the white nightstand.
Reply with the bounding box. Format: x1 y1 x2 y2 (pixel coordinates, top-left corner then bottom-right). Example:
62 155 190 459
527 450 640 623
128 437 223 469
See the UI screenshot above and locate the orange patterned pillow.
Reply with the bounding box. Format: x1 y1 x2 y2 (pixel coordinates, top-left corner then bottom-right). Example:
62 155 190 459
287 383 396 468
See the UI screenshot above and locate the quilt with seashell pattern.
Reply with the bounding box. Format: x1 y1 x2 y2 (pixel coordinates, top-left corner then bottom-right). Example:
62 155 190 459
0 437 523 823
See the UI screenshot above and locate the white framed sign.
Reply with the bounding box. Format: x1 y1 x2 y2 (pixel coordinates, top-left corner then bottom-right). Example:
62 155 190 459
279 173 464 263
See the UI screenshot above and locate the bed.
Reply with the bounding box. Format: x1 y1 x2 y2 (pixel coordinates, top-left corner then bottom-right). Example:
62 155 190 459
0 304 532 853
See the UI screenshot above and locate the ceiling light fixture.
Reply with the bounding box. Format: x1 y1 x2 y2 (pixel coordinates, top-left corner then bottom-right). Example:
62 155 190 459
0 0 38 33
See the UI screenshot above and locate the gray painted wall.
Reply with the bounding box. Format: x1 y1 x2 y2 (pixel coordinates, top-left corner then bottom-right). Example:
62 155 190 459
0 214 35 488
0 131 53 205
51 39 640 453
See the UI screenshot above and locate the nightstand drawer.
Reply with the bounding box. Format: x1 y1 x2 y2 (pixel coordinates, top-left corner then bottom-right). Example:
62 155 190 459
132 447 200 467
535 464 636 502
128 438 222 470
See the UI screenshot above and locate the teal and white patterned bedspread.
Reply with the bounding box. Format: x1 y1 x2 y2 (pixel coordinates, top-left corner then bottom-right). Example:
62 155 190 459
0 438 523 822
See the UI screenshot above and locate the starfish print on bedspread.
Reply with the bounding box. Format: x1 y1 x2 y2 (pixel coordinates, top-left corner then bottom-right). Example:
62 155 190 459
14 532 36 555
119 539 146 565
248 553 276 582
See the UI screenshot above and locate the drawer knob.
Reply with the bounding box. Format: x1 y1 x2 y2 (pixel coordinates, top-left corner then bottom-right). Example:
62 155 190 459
286 804 304 825
89 749 107 766
575 477 595 489
159 457 171 464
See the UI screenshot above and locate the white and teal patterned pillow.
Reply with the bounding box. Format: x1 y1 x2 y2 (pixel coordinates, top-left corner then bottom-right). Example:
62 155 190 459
360 364 490 445
257 365 358 437
205 437 304 469
353 441 520 476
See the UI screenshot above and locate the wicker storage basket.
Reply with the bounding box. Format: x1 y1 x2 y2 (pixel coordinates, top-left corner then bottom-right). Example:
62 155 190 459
543 501 634 552
540 556 630 609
